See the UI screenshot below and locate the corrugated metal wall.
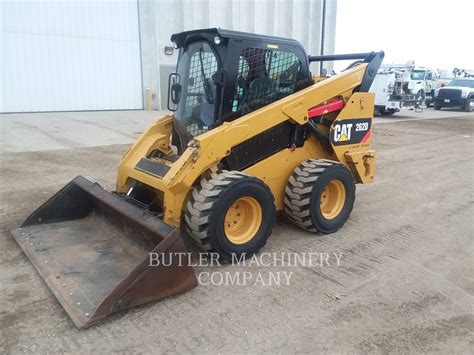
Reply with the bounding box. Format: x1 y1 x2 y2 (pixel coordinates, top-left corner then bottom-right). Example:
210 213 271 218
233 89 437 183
138 0 337 109
0 0 336 112
1 1 143 113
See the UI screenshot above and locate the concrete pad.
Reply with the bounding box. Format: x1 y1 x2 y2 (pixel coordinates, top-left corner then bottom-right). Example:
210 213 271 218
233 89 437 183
1 108 471 153
0 110 166 153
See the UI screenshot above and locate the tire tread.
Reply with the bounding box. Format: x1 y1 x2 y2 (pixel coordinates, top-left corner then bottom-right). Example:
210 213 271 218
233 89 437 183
284 159 340 232
185 170 274 253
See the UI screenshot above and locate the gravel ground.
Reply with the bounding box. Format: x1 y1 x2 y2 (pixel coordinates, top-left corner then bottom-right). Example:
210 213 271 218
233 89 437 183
0 110 473 353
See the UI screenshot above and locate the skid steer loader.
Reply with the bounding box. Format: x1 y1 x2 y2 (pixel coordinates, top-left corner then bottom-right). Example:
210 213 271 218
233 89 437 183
11 28 383 328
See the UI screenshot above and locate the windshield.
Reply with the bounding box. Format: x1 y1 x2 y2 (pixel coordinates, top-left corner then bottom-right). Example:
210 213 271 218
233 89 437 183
448 79 474 88
410 70 426 80
174 42 220 137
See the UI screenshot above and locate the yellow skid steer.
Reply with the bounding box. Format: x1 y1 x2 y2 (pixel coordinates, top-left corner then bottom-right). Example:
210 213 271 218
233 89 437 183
12 28 383 327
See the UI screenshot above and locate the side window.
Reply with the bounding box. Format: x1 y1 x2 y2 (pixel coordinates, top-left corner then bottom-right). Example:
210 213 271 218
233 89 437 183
181 43 218 136
232 56 250 112
426 72 433 80
232 47 302 115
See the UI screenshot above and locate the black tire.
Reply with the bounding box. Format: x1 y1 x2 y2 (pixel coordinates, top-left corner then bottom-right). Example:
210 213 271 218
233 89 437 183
417 89 426 101
416 90 426 108
464 99 473 112
284 159 355 234
434 103 442 110
427 91 435 107
379 108 396 116
383 109 396 116
184 170 275 260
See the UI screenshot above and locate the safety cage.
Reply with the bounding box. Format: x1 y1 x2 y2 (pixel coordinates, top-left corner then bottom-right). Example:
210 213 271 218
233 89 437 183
168 28 311 137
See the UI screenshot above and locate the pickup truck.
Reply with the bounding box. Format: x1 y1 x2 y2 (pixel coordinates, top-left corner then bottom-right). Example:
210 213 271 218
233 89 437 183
434 78 474 112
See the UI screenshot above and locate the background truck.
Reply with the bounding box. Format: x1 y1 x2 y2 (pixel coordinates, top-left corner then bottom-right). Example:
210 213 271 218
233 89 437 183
370 62 423 115
370 62 439 115
409 67 437 106
434 77 474 112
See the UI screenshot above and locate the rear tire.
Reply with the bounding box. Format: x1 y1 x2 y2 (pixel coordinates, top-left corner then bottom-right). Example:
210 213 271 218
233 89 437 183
284 159 355 234
427 91 435 107
434 103 442 110
379 108 396 116
184 170 275 260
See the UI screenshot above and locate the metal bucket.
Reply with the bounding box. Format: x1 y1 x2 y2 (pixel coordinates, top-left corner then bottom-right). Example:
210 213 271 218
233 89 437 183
11 176 197 328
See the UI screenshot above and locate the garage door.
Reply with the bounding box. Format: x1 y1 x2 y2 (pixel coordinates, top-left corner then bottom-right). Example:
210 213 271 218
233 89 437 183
1 1 143 112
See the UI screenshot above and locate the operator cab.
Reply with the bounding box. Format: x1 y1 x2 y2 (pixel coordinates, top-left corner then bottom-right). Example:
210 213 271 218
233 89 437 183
168 28 312 146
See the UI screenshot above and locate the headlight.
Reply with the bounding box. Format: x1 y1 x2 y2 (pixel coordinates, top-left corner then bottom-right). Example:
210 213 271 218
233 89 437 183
461 89 469 98
434 89 439 97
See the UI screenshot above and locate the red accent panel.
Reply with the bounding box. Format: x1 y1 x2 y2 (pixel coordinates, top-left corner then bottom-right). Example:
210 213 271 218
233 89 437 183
361 130 371 143
308 98 345 118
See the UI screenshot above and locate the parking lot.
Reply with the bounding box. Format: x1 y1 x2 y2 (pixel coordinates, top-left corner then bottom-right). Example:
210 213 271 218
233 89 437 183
0 108 473 352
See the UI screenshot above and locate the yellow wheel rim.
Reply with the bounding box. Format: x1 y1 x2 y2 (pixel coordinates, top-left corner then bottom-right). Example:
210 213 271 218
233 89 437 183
320 180 346 220
224 197 262 245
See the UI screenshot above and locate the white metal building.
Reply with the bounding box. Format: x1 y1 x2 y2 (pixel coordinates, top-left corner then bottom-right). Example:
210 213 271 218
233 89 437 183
1 0 337 113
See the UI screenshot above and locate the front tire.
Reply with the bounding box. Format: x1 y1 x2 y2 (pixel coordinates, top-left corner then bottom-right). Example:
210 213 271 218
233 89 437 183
284 159 356 234
185 170 275 260
416 89 426 101
434 103 442 110
464 99 473 112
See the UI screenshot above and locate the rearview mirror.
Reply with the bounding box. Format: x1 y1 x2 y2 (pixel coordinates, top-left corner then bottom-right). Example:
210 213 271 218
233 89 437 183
167 73 181 111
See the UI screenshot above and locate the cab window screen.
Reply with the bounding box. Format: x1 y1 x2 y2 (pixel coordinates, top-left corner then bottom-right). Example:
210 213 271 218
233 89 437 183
176 42 219 137
232 47 302 115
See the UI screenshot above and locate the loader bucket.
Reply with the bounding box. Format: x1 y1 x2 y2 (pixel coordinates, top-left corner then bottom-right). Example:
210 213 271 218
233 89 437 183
11 176 197 328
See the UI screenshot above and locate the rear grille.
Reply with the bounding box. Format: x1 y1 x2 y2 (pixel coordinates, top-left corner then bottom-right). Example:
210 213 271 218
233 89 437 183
438 89 462 100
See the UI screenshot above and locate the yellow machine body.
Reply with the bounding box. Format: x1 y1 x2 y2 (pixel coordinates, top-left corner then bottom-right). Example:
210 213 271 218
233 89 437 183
116 63 376 228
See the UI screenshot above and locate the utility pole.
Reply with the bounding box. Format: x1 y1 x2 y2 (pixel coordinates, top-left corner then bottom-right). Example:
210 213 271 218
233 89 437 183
320 0 327 75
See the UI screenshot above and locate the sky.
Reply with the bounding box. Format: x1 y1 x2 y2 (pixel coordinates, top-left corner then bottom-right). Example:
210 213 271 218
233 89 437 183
334 0 472 72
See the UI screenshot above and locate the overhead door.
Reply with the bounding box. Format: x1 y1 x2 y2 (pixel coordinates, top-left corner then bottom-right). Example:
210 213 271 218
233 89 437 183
1 1 143 112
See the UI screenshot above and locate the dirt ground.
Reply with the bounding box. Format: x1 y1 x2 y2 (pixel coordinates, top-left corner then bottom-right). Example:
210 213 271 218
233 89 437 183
1 111 473 353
